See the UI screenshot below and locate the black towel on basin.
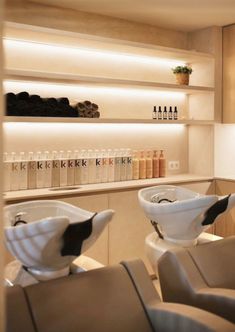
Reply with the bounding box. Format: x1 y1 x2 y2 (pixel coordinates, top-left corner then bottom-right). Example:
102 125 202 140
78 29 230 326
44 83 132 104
61 213 97 256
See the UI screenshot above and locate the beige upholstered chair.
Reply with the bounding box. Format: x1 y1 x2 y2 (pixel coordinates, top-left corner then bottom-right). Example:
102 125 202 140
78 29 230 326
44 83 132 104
6 259 235 332
158 236 235 324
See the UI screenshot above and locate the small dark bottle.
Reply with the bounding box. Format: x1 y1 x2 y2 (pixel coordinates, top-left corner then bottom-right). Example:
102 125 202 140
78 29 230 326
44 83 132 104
168 106 173 120
158 106 162 120
152 106 157 120
163 106 167 120
174 106 178 120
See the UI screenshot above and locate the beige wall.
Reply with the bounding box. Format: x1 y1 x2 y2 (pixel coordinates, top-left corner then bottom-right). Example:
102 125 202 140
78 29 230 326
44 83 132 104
0 0 5 329
4 0 189 49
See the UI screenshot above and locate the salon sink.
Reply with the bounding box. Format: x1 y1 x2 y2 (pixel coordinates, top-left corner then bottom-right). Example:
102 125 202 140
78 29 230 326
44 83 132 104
138 185 235 246
4 200 114 281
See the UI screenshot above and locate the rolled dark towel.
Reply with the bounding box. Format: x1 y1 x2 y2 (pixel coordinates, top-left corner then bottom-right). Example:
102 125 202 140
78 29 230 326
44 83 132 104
84 100 92 110
43 97 58 107
29 94 42 104
76 102 86 111
84 109 93 118
16 91 29 101
92 111 100 118
57 97 70 106
91 103 99 111
5 92 17 104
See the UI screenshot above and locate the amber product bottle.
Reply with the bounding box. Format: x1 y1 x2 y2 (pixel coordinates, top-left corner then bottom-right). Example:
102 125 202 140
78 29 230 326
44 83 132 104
159 150 166 177
174 106 178 120
152 106 157 120
168 106 173 120
139 150 146 179
163 106 167 120
146 150 153 179
132 150 140 180
153 150 160 178
158 106 162 120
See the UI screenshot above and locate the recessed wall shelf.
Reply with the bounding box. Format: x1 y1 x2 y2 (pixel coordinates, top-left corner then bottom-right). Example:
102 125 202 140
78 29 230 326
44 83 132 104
4 116 214 125
4 69 214 94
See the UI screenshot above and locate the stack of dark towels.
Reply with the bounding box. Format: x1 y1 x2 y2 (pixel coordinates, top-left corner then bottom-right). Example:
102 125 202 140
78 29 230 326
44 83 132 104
5 92 78 117
74 100 100 118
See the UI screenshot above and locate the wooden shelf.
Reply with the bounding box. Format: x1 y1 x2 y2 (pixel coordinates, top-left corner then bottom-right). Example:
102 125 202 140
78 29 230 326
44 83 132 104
4 174 213 203
4 116 215 125
4 69 214 94
5 22 214 63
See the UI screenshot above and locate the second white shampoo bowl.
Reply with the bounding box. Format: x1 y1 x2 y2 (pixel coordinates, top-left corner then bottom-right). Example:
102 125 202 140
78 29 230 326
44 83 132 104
138 185 235 246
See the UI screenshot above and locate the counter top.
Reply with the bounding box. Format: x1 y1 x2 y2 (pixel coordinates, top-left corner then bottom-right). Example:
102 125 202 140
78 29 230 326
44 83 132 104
215 176 235 182
4 174 213 202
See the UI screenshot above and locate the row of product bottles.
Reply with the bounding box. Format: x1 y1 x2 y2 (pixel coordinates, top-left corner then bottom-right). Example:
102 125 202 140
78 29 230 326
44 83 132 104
3 149 166 192
152 106 178 120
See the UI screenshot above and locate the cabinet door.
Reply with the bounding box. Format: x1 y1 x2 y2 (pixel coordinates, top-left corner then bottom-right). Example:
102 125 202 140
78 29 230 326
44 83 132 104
61 194 109 265
215 180 235 237
108 190 154 273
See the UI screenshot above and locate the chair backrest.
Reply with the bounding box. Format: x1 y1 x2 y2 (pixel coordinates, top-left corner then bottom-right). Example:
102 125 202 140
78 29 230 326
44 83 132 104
6 262 156 332
6 259 235 332
187 236 235 289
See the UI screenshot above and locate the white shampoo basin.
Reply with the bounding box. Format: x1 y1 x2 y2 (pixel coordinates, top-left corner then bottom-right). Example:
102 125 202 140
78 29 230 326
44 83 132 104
138 185 235 246
4 200 114 280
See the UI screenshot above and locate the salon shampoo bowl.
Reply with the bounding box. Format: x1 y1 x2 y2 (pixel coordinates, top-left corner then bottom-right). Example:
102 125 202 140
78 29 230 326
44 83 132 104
138 185 235 246
4 200 114 280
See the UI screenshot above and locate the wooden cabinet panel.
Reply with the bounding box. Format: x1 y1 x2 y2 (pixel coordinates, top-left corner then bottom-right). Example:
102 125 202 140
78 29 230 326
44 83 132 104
108 190 153 273
215 180 235 237
223 25 235 123
61 194 109 265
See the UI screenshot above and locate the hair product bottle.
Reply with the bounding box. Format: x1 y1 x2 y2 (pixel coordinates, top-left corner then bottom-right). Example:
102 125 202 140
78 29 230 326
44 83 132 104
146 150 153 179
101 149 109 183
120 148 127 181
132 150 140 180
19 151 28 190
114 149 121 182
153 150 160 178
74 150 81 185
36 151 45 189
168 106 173 120
51 150 60 187
174 106 178 120
95 149 102 183
139 150 147 179
88 149 96 184
126 148 133 180
59 150 68 187
80 149 89 185
10 152 20 191
67 150 75 186
163 106 168 120
108 149 115 182
3 152 11 192
158 106 162 120
152 106 157 120
28 151 37 189
44 151 52 188
159 150 166 177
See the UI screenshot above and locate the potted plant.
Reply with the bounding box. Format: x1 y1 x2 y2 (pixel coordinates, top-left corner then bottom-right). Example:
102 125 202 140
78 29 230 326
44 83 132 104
172 65 193 85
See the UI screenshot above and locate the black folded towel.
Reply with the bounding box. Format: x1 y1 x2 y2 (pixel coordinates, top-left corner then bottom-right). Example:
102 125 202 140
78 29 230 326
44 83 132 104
16 91 29 101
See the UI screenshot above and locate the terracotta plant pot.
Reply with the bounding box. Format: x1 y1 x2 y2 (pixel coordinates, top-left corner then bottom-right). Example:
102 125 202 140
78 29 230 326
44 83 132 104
175 73 190 85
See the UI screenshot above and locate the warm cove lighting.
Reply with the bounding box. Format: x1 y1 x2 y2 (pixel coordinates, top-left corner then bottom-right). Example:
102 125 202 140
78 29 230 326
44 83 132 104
4 122 185 139
4 38 185 68
4 80 186 100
